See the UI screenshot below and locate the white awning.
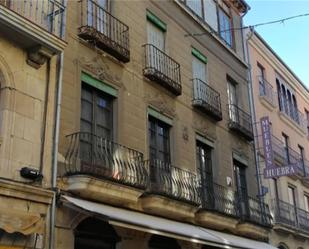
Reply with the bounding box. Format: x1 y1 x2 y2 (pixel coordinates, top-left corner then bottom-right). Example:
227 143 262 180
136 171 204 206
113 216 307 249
62 196 277 249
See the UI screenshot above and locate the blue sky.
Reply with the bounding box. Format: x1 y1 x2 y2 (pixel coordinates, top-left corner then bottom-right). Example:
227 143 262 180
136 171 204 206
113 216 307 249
243 0 309 87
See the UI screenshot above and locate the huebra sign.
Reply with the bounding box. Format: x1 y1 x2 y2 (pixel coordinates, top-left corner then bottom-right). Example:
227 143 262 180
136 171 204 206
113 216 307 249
261 116 298 179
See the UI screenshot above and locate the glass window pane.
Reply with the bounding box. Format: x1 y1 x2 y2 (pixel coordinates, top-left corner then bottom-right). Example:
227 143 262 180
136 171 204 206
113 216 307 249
80 120 92 134
147 22 165 50
192 56 207 82
203 0 218 31
187 0 202 17
81 87 93 101
218 8 232 47
288 186 296 206
81 100 93 122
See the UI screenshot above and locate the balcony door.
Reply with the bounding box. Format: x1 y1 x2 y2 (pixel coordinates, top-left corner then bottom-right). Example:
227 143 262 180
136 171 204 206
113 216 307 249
234 161 249 217
288 186 298 224
80 84 113 168
148 116 171 192
192 56 207 102
147 21 165 73
192 56 206 82
196 141 214 208
147 22 165 51
87 0 109 35
257 63 265 95
227 80 237 122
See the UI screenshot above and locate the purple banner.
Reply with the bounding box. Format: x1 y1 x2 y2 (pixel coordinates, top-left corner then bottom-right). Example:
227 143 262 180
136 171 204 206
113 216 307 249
261 116 298 178
260 117 274 169
264 164 298 179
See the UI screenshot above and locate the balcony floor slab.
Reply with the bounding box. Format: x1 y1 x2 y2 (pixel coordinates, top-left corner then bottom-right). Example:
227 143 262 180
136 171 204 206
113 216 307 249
59 175 144 207
195 210 238 232
139 195 198 222
236 222 269 241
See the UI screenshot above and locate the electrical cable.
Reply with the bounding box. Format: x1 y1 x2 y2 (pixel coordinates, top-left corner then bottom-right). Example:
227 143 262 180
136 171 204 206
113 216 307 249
185 13 309 37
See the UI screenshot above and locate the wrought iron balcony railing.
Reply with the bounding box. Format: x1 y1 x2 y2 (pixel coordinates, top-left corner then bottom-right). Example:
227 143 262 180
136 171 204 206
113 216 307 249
78 0 130 62
227 104 253 141
144 159 200 205
258 76 277 107
143 44 182 96
278 92 306 130
240 196 272 227
0 0 66 39
272 199 309 231
192 78 222 121
200 182 239 218
64 132 148 189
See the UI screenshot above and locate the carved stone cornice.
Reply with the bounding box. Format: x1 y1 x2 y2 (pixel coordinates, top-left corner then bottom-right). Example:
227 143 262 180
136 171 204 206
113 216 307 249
77 55 123 88
146 92 176 118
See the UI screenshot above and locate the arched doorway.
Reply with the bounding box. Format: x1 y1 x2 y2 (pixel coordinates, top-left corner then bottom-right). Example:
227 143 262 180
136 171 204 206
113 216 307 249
74 218 120 249
149 235 180 249
278 243 289 249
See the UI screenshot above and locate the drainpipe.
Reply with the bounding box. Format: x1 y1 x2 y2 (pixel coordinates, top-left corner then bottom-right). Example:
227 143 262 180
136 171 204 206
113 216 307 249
244 27 264 200
49 51 64 249
39 58 50 175
239 4 263 200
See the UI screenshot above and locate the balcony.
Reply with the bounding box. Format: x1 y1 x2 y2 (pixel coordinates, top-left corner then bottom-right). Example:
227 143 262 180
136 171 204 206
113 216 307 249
192 79 222 121
258 76 277 108
0 0 66 67
278 92 307 133
272 199 309 234
143 44 182 96
237 196 272 240
140 159 199 221
78 0 130 62
60 132 147 205
227 104 254 141
196 183 240 231
240 196 272 227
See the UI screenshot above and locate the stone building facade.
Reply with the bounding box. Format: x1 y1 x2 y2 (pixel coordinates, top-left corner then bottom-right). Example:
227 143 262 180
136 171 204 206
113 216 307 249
247 31 309 249
55 1 275 249
0 0 66 248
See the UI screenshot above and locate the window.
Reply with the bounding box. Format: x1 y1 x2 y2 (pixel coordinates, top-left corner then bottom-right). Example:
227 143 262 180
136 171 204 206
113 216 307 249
299 145 305 169
192 55 207 82
203 0 218 31
148 116 171 163
304 194 309 212
184 0 219 32
288 186 296 206
282 133 290 163
276 76 301 124
196 141 213 205
234 160 249 216
257 63 265 95
147 21 165 51
87 0 109 34
186 0 203 17
218 6 232 47
81 84 113 140
276 79 282 111
305 109 309 136
227 79 237 121
80 84 114 163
